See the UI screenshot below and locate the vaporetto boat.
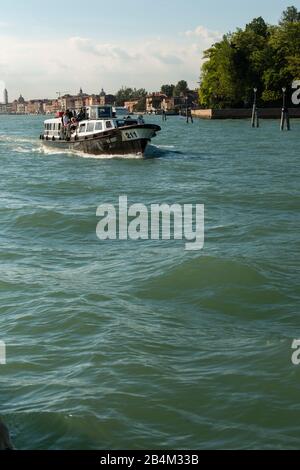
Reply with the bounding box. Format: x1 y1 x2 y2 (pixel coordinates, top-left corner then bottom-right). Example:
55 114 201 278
40 105 161 156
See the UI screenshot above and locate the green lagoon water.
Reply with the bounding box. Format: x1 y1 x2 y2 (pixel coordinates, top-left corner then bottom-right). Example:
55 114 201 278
0 114 299 450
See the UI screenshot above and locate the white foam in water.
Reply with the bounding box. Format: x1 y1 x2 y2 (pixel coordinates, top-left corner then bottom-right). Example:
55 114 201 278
12 144 44 154
0 135 36 144
153 144 175 149
40 144 143 160
13 146 33 153
1 134 147 160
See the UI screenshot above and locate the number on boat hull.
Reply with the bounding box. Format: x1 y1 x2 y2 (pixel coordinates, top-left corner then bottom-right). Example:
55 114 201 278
122 130 139 141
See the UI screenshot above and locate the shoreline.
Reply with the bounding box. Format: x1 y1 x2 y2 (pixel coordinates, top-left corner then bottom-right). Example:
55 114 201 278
192 108 300 119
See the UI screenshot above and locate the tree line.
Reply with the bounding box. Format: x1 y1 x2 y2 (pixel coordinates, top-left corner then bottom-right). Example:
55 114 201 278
115 81 190 110
199 6 300 108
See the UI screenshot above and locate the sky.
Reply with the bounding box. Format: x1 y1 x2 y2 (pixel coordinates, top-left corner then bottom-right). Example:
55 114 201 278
0 0 299 100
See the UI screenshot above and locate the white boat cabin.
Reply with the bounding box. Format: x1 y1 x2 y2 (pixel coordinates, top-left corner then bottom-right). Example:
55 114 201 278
43 105 142 140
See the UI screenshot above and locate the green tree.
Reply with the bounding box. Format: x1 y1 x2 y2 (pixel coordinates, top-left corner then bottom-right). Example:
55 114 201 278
279 6 300 25
199 36 242 108
134 88 148 100
161 84 175 97
173 80 189 97
246 17 268 37
115 87 147 106
264 19 300 94
115 87 133 106
199 6 300 108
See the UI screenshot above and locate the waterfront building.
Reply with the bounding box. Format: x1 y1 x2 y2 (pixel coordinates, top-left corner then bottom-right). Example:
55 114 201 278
161 90 199 113
124 100 139 113
146 93 167 113
74 87 89 109
58 94 76 111
16 94 26 114
0 89 9 113
161 96 183 112
26 100 44 114
43 100 60 114
4 88 8 105
87 95 101 106
99 88 115 106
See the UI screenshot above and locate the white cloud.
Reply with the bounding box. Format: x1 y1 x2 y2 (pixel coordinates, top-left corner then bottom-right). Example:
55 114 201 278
185 25 222 43
154 51 183 65
0 28 222 99
69 37 139 61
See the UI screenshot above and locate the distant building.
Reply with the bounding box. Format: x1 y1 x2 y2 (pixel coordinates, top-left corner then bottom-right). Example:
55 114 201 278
124 100 139 113
99 88 115 106
16 94 26 114
161 96 183 112
74 87 89 109
146 93 167 113
0 88 9 113
1 87 119 114
26 100 44 114
58 94 76 111
161 90 199 113
4 88 8 105
87 94 101 106
43 100 60 114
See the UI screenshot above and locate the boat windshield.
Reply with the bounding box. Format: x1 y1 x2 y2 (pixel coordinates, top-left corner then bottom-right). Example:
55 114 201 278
116 119 138 127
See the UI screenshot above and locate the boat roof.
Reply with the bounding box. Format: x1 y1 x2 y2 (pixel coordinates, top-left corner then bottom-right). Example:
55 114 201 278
44 118 62 124
44 117 116 124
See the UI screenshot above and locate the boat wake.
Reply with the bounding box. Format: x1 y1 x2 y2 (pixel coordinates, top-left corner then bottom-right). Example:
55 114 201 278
147 144 182 158
1 134 177 160
0 135 37 145
40 145 144 160
154 144 176 149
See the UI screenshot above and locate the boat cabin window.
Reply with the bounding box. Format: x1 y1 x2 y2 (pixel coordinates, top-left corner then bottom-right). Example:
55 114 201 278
44 121 61 137
85 106 112 120
87 122 95 132
106 121 113 129
89 108 97 120
95 122 103 131
79 123 86 133
97 106 112 119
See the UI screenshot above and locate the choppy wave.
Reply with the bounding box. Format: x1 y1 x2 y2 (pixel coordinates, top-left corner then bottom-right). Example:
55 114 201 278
1 115 299 450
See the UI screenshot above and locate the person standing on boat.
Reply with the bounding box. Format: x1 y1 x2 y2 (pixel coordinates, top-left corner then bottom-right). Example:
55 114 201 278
77 108 83 121
63 111 71 139
63 111 70 126
70 117 78 133
77 108 86 121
